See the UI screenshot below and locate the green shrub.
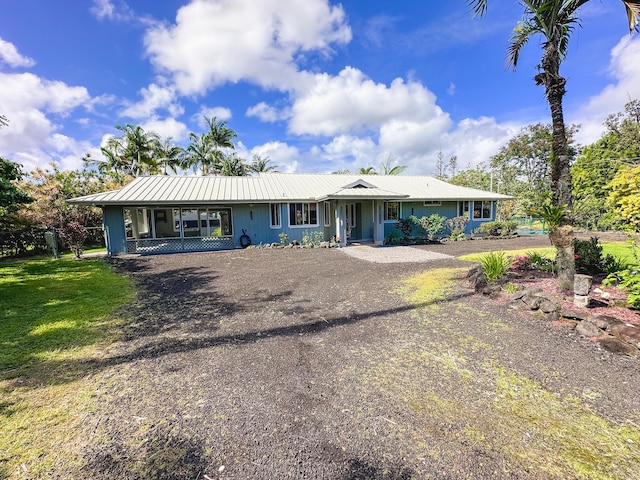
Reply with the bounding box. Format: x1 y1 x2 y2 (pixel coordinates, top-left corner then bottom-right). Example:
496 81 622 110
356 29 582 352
527 251 556 272
478 221 518 237
396 216 418 238
279 232 289 245
301 230 324 246
603 267 640 310
418 214 447 241
446 215 468 239
573 237 619 275
385 231 402 245
481 251 512 284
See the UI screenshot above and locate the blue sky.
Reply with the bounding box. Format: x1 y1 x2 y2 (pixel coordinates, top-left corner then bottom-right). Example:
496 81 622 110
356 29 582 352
1 0 639 175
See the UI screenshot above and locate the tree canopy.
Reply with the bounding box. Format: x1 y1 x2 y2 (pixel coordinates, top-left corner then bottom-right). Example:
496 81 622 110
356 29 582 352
0 158 32 221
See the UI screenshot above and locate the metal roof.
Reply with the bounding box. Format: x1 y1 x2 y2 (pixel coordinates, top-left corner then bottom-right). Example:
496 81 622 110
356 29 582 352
68 173 512 206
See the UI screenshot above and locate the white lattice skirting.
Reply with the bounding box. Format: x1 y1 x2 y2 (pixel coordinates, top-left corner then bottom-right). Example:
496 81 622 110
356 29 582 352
126 237 235 254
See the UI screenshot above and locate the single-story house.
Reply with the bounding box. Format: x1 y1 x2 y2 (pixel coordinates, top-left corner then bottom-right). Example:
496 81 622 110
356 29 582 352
68 173 511 255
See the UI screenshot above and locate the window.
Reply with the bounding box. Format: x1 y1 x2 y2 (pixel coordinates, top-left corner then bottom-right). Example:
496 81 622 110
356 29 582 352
458 201 470 218
473 201 492 220
384 201 400 222
289 202 318 227
346 203 356 228
156 208 180 238
270 203 281 228
124 206 232 239
423 200 441 206
324 202 331 227
124 208 151 239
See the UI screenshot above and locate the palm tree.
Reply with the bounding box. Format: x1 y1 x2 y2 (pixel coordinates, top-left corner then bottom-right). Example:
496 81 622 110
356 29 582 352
468 0 640 288
115 124 161 176
185 132 216 175
184 117 238 176
219 153 249 176
380 156 406 175
84 135 129 184
358 166 377 174
205 116 237 169
249 154 278 173
155 137 184 175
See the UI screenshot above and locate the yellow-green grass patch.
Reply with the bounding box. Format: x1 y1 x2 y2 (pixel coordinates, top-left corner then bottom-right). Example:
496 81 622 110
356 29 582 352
398 267 467 311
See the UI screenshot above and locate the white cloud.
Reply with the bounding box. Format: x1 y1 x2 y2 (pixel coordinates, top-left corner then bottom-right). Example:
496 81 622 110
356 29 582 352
0 37 35 68
447 82 456 96
120 83 183 119
141 117 189 142
191 107 233 130
0 72 92 172
237 140 300 173
288 67 451 138
571 36 640 146
90 0 136 22
143 0 351 95
246 102 288 123
90 0 116 19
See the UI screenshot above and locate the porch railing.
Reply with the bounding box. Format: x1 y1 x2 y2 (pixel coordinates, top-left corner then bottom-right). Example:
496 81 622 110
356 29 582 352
126 236 235 254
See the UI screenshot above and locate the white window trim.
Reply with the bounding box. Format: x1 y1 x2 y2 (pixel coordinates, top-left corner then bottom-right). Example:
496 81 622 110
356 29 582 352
323 202 331 227
270 203 281 229
287 202 319 228
423 200 441 206
383 201 401 223
458 201 471 220
472 200 492 221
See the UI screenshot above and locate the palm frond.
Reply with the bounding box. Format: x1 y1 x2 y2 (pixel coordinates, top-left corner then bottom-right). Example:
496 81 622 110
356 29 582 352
623 0 640 31
507 21 537 70
466 0 488 17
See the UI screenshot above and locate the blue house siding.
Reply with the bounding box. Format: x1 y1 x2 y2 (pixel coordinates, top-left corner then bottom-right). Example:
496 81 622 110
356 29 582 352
383 200 497 239
103 206 127 254
100 198 500 255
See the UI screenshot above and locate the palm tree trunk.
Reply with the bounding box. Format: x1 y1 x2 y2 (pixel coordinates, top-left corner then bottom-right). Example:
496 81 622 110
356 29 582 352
542 54 575 289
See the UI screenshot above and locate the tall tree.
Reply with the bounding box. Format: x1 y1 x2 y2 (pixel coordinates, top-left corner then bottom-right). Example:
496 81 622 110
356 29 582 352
380 156 407 175
219 154 248 176
0 158 32 223
185 117 237 176
205 116 237 172
469 0 640 288
115 124 161 176
435 150 447 180
155 137 184 175
607 164 640 232
249 154 278 173
572 100 640 229
185 133 217 175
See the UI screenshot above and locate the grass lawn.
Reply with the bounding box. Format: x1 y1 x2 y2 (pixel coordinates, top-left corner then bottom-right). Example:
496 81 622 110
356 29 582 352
459 241 638 266
0 258 134 477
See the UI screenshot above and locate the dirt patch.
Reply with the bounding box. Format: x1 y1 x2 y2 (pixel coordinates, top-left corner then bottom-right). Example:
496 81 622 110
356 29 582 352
40 237 640 479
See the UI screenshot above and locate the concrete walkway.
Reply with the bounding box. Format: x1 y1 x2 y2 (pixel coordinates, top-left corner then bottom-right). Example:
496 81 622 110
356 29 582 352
339 244 453 263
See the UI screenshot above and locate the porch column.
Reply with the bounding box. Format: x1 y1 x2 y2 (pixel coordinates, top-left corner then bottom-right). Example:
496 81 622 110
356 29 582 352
373 200 384 246
335 200 347 246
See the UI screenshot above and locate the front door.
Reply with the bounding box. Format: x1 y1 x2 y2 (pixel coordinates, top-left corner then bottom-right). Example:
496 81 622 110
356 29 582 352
345 203 360 240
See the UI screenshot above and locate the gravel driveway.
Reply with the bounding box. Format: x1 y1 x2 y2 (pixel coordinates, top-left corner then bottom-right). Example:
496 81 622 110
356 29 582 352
71 236 639 479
